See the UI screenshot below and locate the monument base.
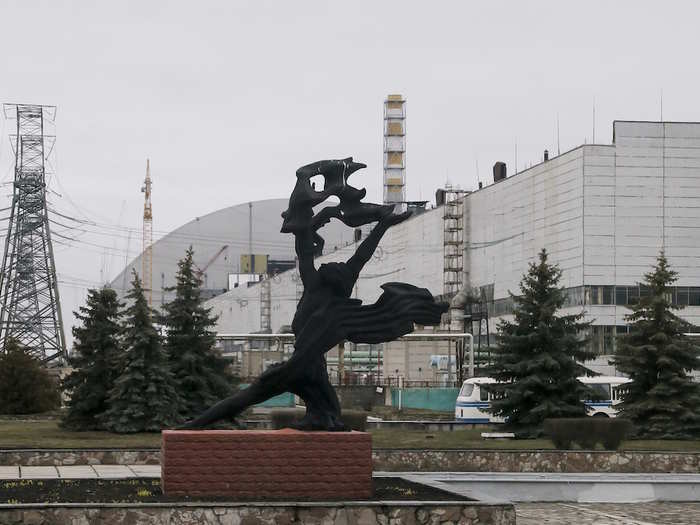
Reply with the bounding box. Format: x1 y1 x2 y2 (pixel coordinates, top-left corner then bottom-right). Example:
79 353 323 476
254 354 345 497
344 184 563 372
161 429 373 500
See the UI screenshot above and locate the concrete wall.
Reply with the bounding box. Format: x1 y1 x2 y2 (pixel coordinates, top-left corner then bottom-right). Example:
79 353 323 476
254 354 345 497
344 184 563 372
373 449 700 474
6 448 700 475
383 339 451 382
467 145 586 298
0 504 516 525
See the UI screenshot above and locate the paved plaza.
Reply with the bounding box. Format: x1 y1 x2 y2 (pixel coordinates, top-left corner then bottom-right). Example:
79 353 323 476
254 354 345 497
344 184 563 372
517 502 700 525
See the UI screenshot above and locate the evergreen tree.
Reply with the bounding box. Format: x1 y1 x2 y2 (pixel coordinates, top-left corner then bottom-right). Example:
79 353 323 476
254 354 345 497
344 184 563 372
0 339 61 414
61 287 122 430
611 252 700 439
101 271 181 433
161 247 235 419
487 249 596 437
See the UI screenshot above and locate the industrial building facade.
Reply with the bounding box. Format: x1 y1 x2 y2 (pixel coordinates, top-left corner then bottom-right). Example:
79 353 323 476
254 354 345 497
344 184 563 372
206 120 700 379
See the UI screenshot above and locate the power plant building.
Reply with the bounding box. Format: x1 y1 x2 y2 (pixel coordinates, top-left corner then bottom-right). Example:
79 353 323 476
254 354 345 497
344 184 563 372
205 120 700 379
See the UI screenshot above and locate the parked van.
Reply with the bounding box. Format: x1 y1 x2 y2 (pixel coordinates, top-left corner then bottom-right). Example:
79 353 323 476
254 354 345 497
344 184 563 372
455 376 632 423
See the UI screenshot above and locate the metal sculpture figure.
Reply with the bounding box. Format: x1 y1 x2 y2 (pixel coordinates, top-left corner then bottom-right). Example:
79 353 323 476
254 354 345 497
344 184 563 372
183 159 448 430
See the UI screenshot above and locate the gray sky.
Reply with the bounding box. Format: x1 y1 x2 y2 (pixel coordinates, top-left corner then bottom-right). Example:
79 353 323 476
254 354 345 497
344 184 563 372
0 0 699 342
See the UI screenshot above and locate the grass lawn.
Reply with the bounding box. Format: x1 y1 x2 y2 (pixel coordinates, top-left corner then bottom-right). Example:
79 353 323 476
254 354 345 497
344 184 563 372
2 420 700 451
368 406 455 421
370 428 700 451
0 421 161 449
369 428 554 450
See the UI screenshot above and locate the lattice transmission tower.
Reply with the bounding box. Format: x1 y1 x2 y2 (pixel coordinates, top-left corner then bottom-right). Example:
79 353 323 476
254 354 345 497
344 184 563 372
0 104 66 361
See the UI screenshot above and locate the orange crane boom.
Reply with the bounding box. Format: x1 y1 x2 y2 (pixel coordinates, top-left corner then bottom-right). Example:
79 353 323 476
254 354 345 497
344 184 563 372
194 245 229 282
141 159 153 305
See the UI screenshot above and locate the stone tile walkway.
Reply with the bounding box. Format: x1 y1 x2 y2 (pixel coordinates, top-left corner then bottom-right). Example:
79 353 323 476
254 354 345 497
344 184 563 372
0 465 161 480
517 502 700 525
0 467 19 479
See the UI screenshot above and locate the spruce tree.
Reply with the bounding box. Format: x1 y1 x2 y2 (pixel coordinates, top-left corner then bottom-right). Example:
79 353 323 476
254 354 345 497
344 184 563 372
161 247 235 419
487 249 596 437
0 339 60 414
611 252 700 439
61 287 122 430
101 271 181 433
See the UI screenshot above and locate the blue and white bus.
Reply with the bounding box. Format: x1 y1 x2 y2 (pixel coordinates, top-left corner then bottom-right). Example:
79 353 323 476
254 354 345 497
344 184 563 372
455 376 632 423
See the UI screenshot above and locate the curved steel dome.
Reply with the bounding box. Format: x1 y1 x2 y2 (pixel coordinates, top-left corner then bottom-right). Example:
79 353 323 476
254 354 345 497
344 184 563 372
109 198 350 308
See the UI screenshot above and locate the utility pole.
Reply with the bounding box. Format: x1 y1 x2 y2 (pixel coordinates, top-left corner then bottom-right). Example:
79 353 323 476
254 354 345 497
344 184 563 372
0 104 66 362
141 159 153 306
248 202 253 267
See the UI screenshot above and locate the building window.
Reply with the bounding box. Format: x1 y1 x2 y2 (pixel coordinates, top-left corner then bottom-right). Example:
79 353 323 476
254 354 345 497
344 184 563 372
615 286 627 306
690 287 700 306
627 286 640 305
640 285 651 300
589 286 597 305
588 286 614 305
604 326 615 354
565 286 585 307
602 286 614 305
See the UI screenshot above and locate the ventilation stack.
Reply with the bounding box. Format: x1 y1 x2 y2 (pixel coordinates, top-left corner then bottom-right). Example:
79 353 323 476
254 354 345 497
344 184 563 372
493 162 507 183
383 94 406 211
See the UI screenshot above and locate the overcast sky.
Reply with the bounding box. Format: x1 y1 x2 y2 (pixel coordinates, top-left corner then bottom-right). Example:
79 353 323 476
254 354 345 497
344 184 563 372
1 0 699 342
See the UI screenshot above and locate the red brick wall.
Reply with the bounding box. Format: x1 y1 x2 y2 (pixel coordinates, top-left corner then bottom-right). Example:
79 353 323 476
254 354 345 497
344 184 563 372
161 429 373 500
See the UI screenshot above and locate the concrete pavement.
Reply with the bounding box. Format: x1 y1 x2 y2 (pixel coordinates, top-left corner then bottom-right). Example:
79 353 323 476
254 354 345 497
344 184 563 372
0 464 161 479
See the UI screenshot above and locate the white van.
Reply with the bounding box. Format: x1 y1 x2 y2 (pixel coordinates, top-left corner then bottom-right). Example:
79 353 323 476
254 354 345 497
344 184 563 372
455 376 632 423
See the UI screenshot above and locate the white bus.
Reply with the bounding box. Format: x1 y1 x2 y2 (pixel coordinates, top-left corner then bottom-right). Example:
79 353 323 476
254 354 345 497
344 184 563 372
455 376 632 423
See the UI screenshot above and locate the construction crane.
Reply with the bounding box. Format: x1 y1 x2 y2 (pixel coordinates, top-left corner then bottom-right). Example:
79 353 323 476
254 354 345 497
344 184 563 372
141 159 153 305
194 245 229 287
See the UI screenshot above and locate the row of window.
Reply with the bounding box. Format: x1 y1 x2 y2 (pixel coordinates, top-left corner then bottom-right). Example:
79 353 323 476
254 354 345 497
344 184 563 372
486 285 700 317
470 325 629 357
590 285 700 307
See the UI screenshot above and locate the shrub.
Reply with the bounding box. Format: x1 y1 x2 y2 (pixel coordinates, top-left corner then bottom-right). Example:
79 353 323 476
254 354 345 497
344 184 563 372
270 408 305 429
544 418 633 450
270 408 367 431
0 339 61 415
600 419 633 450
342 410 368 431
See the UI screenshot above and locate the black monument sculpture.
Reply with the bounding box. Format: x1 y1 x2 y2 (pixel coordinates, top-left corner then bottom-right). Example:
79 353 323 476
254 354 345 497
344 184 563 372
183 158 448 430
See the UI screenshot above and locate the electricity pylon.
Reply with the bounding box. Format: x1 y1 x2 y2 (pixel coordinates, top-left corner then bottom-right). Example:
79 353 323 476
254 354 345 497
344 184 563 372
0 104 66 362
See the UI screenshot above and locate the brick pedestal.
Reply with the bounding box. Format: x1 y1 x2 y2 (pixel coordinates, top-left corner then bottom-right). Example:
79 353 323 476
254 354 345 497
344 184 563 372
161 429 373 500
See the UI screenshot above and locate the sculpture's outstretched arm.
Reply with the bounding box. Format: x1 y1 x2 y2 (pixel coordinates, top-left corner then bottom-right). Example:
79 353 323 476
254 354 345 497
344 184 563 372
296 230 321 291
346 210 411 282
